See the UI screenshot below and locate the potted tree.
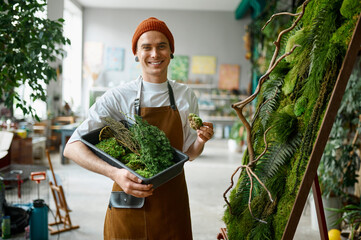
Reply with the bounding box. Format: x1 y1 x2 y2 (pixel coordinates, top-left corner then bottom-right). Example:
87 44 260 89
0 0 70 121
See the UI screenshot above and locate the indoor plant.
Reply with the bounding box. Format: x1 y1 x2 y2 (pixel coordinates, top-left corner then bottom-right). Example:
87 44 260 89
329 203 361 240
0 0 70 120
318 56 361 229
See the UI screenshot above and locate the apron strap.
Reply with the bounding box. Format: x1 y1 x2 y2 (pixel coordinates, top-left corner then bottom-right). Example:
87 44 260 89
167 82 177 110
134 80 177 116
134 80 142 116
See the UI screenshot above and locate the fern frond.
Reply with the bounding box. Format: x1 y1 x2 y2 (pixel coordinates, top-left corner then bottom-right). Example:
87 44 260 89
257 77 284 129
303 3 340 101
258 134 301 180
233 173 252 213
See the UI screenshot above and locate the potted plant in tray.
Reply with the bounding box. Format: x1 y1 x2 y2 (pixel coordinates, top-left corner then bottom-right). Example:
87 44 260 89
318 57 361 230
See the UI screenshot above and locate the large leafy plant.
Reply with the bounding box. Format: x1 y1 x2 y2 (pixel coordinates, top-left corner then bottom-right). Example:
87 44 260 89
0 0 70 120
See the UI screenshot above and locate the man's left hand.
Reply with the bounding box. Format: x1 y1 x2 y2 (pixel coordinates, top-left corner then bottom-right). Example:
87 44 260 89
197 122 214 143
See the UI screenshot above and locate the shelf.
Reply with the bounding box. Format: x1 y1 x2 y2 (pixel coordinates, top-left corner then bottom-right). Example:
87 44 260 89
199 105 216 111
210 94 248 101
203 116 237 124
187 84 217 89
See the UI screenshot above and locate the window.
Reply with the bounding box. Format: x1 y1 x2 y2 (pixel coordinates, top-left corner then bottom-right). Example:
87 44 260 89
62 0 83 116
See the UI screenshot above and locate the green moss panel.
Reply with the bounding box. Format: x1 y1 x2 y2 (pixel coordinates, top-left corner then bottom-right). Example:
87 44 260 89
223 0 361 239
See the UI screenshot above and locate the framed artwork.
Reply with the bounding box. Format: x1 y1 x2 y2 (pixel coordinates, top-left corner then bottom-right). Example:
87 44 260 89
170 55 189 81
83 42 104 84
191 56 217 74
218 64 240 90
105 47 125 71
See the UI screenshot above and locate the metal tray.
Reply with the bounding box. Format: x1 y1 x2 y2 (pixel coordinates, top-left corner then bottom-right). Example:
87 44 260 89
109 191 145 208
80 127 189 189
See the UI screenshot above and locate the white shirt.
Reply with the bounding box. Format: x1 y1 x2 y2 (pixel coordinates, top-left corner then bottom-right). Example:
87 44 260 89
69 76 199 152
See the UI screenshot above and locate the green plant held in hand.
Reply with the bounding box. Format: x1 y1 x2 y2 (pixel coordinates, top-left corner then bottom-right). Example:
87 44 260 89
188 113 203 130
95 115 175 178
95 138 125 159
135 169 153 179
126 159 146 171
130 115 174 176
122 153 139 164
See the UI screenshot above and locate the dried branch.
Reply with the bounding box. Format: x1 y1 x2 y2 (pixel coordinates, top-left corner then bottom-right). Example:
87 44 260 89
223 166 241 214
268 0 311 67
224 127 272 223
262 12 301 31
101 117 141 155
251 127 272 166
232 44 300 162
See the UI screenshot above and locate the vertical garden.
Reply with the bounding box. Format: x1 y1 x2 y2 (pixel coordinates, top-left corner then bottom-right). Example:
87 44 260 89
223 0 361 239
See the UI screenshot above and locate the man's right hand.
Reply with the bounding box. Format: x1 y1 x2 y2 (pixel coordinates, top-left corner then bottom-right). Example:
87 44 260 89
64 141 153 198
113 168 154 198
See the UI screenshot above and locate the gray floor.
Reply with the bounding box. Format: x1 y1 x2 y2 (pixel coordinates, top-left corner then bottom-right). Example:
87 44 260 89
13 139 321 239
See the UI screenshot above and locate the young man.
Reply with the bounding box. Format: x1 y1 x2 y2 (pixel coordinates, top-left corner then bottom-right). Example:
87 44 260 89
64 17 213 239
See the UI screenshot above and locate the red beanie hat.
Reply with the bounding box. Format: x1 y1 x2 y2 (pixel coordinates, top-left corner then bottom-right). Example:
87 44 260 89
132 17 174 55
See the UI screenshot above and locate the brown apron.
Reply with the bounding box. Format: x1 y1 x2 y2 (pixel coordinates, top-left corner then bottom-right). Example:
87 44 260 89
104 81 193 240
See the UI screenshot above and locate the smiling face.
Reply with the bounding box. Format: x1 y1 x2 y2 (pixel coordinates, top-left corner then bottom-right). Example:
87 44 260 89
136 31 172 83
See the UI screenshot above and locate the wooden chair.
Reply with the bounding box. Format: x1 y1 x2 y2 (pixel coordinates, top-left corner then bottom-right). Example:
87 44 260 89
46 150 79 234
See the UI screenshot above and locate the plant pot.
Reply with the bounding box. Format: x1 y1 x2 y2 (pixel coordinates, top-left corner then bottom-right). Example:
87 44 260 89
341 231 350 240
322 196 343 231
228 139 241 153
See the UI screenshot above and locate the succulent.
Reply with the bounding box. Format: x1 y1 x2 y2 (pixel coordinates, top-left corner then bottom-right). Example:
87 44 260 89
188 113 203 130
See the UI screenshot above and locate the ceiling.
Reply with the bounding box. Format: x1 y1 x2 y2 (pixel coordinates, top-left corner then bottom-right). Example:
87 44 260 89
75 0 241 12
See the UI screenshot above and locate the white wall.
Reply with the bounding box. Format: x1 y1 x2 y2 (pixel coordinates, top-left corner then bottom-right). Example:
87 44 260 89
83 8 252 91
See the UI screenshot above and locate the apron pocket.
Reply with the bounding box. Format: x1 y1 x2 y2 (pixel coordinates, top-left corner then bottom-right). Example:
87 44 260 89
105 204 147 240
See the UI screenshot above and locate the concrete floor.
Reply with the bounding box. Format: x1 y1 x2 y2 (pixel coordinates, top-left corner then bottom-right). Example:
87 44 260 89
11 139 321 239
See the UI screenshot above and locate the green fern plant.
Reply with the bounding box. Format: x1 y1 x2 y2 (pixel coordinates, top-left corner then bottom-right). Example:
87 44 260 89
302 1 341 102
258 134 301 180
258 76 284 129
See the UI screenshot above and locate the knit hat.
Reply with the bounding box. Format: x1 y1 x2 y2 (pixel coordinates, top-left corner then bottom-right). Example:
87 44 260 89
132 17 174 55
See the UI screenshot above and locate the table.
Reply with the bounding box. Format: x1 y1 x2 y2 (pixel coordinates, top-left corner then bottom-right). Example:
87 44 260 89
52 123 78 164
0 164 48 182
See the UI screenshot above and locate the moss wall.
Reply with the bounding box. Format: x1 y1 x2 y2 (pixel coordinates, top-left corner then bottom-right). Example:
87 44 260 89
223 0 361 239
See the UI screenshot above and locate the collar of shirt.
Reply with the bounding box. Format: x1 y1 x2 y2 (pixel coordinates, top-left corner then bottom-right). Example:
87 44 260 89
139 76 169 93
